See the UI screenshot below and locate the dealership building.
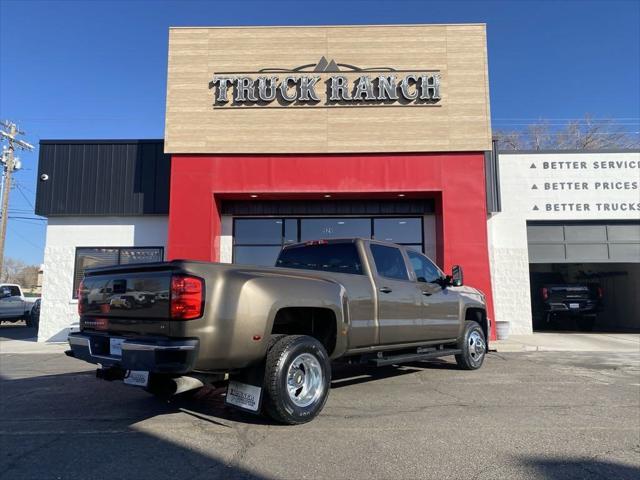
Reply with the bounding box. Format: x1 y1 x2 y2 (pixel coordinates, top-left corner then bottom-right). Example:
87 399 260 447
34 24 639 342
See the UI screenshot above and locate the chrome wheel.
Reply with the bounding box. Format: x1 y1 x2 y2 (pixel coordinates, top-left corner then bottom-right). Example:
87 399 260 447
286 353 324 408
468 330 486 362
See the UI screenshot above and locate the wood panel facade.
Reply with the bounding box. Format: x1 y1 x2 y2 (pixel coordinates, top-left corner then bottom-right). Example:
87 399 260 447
165 24 492 154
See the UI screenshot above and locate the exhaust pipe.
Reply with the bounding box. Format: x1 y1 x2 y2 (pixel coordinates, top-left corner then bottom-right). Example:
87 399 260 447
149 375 205 397
95 368 209 397
172 376 205 395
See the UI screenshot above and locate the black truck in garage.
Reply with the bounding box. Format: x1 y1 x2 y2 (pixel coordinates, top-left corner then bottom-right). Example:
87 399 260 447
531 272 603 331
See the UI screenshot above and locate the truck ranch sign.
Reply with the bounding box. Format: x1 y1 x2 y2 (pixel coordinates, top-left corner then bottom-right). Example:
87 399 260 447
210 59 441 108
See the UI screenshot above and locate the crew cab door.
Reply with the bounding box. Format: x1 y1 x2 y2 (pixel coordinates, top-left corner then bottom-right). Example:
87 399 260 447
406 250 460 340
369 244 424 345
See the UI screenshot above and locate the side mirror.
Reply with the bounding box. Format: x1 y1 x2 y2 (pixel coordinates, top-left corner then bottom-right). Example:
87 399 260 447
452 265 463 287
0 288 11 298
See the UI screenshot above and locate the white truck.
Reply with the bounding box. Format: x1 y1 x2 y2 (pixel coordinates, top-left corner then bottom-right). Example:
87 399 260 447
0 284 39 328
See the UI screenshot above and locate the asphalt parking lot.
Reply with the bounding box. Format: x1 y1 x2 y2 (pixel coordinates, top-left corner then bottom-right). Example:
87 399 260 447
1 325 639 480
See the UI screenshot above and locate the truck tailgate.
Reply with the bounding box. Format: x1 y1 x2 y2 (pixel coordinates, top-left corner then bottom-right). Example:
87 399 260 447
79 266 173 336
547 285 591 301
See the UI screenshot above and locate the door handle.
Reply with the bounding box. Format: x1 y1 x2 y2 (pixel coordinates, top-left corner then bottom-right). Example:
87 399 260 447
379 287 393 294
421 290 432 296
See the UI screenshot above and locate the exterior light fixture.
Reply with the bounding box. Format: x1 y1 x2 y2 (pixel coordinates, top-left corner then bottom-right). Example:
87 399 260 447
324 194 331 198
250 194 258 198
398 194 405 197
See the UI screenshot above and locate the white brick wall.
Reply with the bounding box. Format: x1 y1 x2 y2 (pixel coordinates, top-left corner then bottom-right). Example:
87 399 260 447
38 217 168 342
488 151 640 334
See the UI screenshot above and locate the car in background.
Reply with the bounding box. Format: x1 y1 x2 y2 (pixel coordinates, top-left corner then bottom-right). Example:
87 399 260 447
0 284 40 328
530 272 603 331
29 298 41 329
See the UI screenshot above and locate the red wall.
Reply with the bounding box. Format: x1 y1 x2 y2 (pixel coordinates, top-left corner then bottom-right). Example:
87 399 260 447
168 153 496 339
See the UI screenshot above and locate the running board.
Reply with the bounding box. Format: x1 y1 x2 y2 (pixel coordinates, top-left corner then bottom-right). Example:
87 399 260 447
371 348 462 367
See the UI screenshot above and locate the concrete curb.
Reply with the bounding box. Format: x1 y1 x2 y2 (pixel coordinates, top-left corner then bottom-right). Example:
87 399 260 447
491 333 640 353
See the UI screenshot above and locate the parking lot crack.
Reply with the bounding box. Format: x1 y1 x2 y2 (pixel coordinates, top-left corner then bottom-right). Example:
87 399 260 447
431 383 469 405
1 433 62 475
226 424 268 470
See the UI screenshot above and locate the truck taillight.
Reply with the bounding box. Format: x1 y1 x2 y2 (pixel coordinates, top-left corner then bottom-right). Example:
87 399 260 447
597 286 604 299
77 280 85 315
542 287 549 300
170 275 204 320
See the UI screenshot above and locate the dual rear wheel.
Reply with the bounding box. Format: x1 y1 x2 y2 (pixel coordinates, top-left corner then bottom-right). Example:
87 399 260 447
260 323 487 424
263 335 331 425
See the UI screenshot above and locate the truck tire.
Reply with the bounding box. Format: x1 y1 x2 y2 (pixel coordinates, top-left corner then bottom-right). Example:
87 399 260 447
263 335 331 425
455 321 487 370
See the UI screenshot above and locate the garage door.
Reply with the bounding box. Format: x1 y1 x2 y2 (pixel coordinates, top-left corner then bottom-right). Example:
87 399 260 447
527 221 640 263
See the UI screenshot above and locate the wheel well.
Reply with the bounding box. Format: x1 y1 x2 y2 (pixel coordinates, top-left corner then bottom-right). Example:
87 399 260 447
466 308 488 340
271 307 337 356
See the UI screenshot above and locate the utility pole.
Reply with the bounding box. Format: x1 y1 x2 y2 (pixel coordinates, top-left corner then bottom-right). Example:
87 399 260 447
0 121 34 279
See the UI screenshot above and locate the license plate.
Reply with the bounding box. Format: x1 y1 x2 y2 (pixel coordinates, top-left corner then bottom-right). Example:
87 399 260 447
124 370 149 387
225 381 262 412
569 303 580 309
109 337 125 356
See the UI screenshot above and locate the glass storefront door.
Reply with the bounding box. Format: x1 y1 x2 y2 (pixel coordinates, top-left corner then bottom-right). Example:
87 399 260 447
233 217 425 267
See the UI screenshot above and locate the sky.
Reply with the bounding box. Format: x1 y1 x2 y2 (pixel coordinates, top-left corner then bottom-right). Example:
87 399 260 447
1 0 639 265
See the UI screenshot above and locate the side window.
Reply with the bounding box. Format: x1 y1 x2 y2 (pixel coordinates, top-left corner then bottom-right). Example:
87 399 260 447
370 244 409 281
407 250 442 283
8 286 21 297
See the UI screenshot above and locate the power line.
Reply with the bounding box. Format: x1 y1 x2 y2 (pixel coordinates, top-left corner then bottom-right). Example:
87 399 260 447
492 122 640 127
14 179 34 191
493 117 640 121
493 131 640 136
1 121 35 277
6 226 44 251
13 182 35 210
9 216 46 221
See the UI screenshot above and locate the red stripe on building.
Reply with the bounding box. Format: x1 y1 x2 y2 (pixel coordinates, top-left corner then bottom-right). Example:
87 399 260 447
168 152 496 339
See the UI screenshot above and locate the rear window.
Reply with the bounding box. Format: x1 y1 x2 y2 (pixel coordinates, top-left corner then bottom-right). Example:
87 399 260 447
276 243 363 275
2 286 21 297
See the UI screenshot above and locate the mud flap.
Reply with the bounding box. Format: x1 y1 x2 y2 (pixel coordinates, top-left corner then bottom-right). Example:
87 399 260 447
225 362 265 414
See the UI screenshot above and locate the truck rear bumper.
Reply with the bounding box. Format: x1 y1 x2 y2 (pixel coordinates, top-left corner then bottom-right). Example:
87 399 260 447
544 301 599 314
68 332 199 375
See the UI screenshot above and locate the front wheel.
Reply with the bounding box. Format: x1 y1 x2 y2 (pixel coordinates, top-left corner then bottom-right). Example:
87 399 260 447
455 321 487 370
263 335 331 425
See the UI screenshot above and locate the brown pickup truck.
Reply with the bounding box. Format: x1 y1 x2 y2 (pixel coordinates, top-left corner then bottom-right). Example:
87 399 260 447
67 238 489 424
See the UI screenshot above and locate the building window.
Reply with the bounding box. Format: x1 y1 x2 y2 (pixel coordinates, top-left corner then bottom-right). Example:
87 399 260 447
300 218 371 242
373 218 422 249
73 247 164 298
232 217 424 267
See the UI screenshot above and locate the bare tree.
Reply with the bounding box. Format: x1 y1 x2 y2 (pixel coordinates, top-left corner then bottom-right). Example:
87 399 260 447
1 257 39 287
494 115 640 151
